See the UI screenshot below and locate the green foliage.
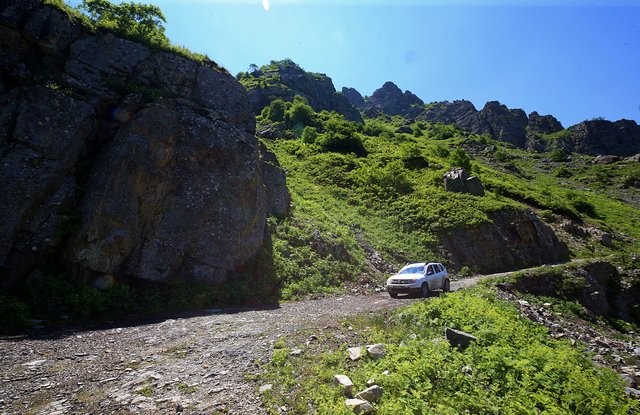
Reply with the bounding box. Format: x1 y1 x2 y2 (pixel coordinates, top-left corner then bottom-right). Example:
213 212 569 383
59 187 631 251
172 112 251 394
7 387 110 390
352 160 414 198
301 125 318 144
316 116 366 156
79 0 169 47
554 166 572 178
286 96 314 127
550 148 568 162
264 98 286 122
449 147 472 170
259 286 636 414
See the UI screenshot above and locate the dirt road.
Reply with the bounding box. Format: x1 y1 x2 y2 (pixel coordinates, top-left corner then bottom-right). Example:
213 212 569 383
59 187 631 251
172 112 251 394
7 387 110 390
3 283 478 415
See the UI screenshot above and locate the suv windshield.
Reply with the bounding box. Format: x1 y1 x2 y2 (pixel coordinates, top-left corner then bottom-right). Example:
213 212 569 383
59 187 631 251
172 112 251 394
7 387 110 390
399 266 424 274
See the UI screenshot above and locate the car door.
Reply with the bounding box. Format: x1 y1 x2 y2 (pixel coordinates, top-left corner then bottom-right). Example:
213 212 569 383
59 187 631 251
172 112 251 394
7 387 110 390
425 264 436 289
434 264 445 288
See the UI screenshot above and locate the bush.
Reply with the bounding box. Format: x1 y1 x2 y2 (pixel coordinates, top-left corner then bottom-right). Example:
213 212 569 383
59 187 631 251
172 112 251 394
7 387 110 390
286 96 314 127
301 126 318 144
264 99 286 122
79 0 169 47
449 147 472 170
550 148 568 162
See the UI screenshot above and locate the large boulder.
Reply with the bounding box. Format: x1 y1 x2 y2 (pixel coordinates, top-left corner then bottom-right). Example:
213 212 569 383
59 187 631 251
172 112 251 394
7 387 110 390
0 0 289 290
443 168 485 196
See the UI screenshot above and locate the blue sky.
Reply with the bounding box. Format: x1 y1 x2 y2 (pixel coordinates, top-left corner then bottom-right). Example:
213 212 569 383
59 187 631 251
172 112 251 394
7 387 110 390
68 0 640 127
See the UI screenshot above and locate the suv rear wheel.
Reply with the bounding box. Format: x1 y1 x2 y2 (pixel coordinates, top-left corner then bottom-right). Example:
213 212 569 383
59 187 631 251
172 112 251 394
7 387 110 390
443 279 450 293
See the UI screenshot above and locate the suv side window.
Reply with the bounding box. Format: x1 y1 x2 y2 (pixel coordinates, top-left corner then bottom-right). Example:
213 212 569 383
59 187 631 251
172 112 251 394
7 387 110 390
436 264 443 273
426 265 434 275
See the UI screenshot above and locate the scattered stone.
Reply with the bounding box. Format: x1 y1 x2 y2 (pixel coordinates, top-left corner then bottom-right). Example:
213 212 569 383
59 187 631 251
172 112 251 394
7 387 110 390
594 155 621 164
345 398 375 414
621 374 636 388
445 328 477 350
289 348 303 356
625 387 640 398
259 384 273 394
334 375 354 397
355 385 383 403
381 370 390 376
348 347 363 361
366 379 376 387
366 344 386 360
22 359 47 368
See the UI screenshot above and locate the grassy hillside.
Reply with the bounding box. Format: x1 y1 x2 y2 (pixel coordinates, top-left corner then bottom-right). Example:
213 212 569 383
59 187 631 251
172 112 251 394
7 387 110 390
260 96 640 300
257 283 638 414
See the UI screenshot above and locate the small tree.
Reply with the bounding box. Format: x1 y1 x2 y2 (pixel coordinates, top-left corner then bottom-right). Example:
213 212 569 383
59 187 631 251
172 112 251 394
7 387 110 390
79 0 168 46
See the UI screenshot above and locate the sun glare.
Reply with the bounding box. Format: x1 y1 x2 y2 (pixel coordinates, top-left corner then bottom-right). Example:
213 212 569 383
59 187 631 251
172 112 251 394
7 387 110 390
262 0 270 11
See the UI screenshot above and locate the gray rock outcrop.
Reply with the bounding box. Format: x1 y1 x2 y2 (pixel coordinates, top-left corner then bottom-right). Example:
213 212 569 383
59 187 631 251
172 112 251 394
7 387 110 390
443 168 485 196
440 209 570 273
558 119 640 156
0 0 289 290
342 87 365 108
362 81 424 118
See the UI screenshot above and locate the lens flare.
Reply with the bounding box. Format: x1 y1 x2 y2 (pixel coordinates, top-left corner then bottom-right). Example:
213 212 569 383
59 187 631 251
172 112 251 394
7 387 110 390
262 0 270 11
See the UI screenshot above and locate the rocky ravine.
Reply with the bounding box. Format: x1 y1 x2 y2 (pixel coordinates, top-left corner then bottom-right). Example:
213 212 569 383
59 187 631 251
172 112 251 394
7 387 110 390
0 0 289 291
1 276 638 414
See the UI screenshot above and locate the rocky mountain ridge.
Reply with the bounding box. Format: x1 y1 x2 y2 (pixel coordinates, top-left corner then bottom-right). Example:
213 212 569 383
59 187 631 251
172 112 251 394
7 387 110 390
0 0 288 293
344 81 640 156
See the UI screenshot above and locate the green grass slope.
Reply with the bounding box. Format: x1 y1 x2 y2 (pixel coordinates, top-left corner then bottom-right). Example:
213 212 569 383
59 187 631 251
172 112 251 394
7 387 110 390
259 95 640 299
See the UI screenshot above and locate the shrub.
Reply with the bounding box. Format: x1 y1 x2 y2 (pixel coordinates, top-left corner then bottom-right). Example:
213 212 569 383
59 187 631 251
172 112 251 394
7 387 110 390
286 96 314 127
264 99 286 122
301 126 318 144
550 148 568 162
79 0 169 47
449 147 472 170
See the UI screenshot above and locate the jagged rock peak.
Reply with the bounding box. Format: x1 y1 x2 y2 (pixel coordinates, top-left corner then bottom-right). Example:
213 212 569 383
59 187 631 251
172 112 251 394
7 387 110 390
342 86 365 108
363 81 424 118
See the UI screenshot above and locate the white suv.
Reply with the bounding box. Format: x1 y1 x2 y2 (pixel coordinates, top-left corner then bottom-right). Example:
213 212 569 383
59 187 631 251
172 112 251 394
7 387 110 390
386 262 450 298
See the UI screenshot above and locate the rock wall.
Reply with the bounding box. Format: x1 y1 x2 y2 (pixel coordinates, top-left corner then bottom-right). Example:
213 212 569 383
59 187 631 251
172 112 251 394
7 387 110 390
0 0 289 290
440 209 569 273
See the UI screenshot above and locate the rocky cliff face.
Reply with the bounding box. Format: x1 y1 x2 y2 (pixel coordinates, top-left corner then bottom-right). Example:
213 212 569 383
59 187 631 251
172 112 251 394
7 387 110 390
0 0 289 290
557 119 640 156
440 210 569 273
242 60 362 123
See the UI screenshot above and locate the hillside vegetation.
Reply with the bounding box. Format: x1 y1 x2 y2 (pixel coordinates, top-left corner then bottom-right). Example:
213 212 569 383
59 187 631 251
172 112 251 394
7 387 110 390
241 59 640 412
244 66 640 299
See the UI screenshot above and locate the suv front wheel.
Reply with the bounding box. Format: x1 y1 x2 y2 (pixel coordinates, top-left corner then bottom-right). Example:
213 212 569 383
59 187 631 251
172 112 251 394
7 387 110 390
420 283 430 298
